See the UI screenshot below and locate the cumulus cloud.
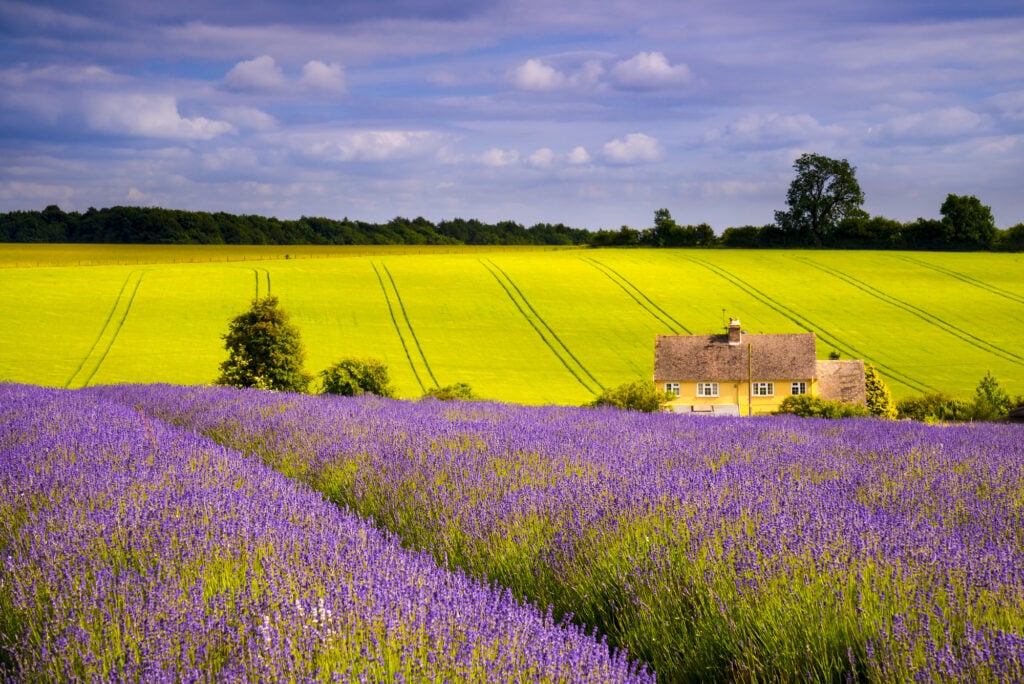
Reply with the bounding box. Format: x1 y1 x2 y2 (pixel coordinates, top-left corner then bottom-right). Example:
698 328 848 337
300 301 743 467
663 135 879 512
508 57 604 92
300 130 446 162
602 133 663 164
567 146 592 164
481 148 520 167
529 147 555 167
300 60 346 93
708 112 843 147
85 94 235 140
610 52 692 90
509 59 567 91
219 106 278 131
223 55 287 92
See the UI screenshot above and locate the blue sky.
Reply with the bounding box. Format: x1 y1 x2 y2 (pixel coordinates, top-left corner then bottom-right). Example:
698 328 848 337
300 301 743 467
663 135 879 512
2 0 1022 231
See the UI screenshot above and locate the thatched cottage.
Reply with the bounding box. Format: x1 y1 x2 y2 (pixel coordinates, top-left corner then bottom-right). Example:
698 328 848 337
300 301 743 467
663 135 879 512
654 318 866 416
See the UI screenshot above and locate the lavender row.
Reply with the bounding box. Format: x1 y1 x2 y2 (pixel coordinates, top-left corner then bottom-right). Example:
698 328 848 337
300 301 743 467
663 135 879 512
0 384 653 682
92 383 1024 682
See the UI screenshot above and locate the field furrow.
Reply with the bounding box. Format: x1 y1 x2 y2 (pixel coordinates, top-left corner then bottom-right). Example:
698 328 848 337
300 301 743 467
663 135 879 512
65 270 145 389
683 255 936 394
795 256 1024 367
897 254 1024 306
252 267 272 298
584 257 691 334
371 262 430 393
480 259 603 395
380 263 438 388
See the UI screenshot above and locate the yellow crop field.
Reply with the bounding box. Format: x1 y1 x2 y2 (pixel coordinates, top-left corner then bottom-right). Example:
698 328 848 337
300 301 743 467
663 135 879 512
1 244 1021 404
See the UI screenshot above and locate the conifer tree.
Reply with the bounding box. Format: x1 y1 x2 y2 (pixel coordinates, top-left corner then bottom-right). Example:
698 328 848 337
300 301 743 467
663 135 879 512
864 364 897 419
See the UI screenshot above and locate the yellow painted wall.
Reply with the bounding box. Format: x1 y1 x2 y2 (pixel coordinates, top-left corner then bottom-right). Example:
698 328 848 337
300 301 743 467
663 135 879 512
661 379 818 416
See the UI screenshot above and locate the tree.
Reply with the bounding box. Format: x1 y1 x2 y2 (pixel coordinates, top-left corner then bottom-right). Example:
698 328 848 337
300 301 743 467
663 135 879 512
319 357 396 397
864 365 897 419
774 153 865 246
896 393 975 423
940 194 996 250
588 380 673 412
973 371 1011 420
422 382 478 401
996 223 1024 252
776 395 871 419
216 295 312 392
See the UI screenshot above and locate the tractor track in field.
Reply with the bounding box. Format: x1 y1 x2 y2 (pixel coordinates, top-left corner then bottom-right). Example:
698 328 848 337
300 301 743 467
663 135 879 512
583 257 691 334
372 262 437 393
896 255 1024 307
480 259 603 395
253 268 271 299
794 256 1024 368
65 271 145 389
681 256 935 394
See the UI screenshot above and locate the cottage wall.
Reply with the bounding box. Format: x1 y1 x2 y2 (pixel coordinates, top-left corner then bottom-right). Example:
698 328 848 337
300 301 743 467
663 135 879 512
662 377 819 416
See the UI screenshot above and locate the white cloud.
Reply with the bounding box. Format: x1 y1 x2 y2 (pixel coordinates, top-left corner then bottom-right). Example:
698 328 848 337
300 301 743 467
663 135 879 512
481 148 520 167
567 146 591 164
0 64 121 88
508 56 605 93
708 113 843 147
125 187 148 202
602 133 663 164
85 94 235 140
528 147 555 167
873 106 985 141
509 59 566 91
299 130 446 162
988 91 1024 121
223 55 287 92
300 60 346 93
219 106 278 131
610 52 692 90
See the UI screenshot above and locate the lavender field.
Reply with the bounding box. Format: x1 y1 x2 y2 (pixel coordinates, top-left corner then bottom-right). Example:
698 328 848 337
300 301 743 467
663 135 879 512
0 384 651 682
3 383 1024 682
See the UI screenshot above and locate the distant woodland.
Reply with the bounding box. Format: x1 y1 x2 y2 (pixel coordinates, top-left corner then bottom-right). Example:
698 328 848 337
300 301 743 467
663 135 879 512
2 204 1022 251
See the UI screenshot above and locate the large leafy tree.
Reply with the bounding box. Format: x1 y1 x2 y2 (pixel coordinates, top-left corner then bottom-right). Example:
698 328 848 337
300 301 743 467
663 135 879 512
940 194 996 249
216 295 312 392
775 153 865 246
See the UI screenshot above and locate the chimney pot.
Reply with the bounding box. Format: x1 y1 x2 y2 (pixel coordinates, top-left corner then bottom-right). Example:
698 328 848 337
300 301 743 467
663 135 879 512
728 318 742 345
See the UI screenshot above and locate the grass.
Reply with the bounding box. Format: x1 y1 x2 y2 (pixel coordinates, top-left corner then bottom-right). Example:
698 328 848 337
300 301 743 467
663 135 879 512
1 244 1021 403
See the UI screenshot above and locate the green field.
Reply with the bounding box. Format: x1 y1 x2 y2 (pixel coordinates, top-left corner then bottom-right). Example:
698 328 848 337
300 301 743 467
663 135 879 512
1 244 1021 405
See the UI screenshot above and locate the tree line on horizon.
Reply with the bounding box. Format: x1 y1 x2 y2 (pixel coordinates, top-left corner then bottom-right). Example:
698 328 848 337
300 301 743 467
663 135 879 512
2 154 1022 251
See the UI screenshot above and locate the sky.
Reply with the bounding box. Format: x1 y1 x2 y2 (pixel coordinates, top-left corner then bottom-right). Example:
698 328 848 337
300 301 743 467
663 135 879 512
1 0 1023 232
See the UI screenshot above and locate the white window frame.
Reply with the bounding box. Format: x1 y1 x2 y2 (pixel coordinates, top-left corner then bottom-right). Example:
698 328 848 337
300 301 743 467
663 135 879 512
752 382 774 397
665 382 680 397
696 382 719 397
791 381 807 395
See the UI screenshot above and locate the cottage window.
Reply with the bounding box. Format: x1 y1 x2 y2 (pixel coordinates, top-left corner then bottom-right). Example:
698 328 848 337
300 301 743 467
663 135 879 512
696 382 719 397
752 382 774 397
665 382 680 397
791 381 807 395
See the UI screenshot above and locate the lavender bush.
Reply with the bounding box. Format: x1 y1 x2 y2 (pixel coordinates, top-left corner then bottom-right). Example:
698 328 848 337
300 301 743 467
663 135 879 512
0 384 652 682
88 383 1024 683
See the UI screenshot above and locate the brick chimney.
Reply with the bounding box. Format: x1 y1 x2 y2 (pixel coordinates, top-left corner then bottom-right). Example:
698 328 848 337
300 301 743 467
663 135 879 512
728 318 742 345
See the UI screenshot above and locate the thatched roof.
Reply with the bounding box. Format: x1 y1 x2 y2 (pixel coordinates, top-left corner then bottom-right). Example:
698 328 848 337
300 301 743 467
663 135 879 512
654 333 817 382
816 360 866 404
